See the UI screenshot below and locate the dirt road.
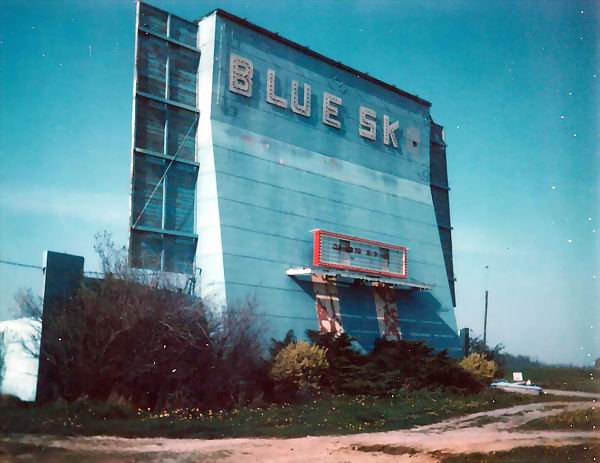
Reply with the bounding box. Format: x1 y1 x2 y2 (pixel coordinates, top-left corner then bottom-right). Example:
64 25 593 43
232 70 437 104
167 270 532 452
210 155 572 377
1 400 598 462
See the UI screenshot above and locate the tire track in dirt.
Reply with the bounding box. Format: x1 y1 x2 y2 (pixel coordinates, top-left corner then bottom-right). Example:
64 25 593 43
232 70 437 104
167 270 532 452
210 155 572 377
0 399 598 462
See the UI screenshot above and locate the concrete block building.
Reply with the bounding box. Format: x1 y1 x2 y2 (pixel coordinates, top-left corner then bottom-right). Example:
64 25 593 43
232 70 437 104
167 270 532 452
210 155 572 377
129 2 461 354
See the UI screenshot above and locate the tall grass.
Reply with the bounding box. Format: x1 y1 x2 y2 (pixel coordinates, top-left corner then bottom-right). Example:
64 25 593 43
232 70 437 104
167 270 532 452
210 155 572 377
0 390 567 438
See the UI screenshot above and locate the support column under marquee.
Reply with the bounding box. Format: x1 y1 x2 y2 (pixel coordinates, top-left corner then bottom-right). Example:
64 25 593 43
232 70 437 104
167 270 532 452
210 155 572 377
310 273 403 342
311 274 344 334
373 284 402 341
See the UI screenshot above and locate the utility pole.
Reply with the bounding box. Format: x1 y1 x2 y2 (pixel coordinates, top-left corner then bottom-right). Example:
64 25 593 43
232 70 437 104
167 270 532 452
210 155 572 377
483 265 489 346
483 290 489 345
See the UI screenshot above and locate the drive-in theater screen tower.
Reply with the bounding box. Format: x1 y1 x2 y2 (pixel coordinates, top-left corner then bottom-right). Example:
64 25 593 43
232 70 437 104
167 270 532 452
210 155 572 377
129 1 461 354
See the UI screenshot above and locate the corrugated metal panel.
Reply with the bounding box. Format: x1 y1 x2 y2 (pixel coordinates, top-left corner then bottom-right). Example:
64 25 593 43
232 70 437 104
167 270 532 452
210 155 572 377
136 34 167 97
170 16 198 47
169 47 199 106
438 227 456 306
166 107 197 159
429 122 456 306
132 155 165 229
430 121 445 146
139 3 167 35
131 230 196 274
129 2 199 275
135 98 165 152
430 186 451 229
130 229 162 270
165 162 196 232
430 143 449 189
164 236 196 274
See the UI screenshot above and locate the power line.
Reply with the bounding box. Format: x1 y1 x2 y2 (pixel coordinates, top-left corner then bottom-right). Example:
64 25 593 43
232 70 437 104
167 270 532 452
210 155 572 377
0 258 195 279
0 260 103 275
0 259 43 270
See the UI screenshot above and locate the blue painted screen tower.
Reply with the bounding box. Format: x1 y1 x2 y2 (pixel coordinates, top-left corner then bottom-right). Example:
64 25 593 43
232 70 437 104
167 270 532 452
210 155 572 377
129 2 461 355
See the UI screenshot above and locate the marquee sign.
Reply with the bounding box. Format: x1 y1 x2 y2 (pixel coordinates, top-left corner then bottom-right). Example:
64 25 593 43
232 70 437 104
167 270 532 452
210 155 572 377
313 229 408 279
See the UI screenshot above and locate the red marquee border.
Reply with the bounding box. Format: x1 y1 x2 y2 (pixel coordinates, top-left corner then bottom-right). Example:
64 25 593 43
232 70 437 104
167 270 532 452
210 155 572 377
312 229 408 279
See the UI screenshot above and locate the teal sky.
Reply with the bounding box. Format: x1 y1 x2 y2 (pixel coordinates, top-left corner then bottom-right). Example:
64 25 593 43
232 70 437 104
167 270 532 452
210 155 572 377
0 0 597 365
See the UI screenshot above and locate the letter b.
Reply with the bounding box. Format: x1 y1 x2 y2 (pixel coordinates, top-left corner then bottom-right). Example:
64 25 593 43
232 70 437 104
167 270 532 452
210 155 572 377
229 54 253 97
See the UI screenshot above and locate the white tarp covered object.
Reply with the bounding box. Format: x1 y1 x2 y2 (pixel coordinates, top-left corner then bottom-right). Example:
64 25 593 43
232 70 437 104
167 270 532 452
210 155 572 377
0 317 40 401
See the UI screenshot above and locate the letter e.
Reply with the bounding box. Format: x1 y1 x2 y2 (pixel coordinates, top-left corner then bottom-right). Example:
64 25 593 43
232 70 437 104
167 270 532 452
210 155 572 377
323 92 342 129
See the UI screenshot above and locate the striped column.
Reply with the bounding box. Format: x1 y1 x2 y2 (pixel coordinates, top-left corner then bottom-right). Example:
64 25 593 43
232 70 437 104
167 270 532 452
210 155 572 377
373 284 401 340
311 274 344 335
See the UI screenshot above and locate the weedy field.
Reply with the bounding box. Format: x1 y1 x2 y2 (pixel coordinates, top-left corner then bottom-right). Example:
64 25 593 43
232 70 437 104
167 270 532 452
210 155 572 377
0 389 574 439
520 406 599 431
501 365 599 393
437 443 600 463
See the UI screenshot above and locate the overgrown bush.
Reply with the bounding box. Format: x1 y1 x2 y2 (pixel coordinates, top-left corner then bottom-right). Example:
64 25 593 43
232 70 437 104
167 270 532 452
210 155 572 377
306 330 368 393
459 353 498 381
27 232 268 412
306 331 484 395
367 338 484 394
270 341 328 397
468 336 506 377
44 280 268 411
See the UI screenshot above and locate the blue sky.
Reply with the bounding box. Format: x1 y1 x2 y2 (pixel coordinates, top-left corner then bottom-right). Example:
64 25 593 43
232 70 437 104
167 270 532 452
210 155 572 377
0 0 597 365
